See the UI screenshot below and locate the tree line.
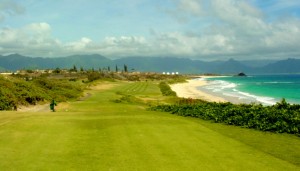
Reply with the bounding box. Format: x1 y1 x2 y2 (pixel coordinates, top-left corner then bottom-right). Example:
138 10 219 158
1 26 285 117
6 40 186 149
66 64 129 73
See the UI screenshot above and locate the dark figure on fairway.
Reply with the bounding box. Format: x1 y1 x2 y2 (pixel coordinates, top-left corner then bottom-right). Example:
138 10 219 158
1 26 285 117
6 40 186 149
50 99 57 112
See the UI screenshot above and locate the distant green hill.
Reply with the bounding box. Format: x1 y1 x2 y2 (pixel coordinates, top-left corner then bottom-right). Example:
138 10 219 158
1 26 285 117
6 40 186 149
1 54 300 74
0 54 113 71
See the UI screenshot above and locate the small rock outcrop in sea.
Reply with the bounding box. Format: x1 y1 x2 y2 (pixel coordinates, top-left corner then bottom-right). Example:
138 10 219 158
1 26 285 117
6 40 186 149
237 72 247 76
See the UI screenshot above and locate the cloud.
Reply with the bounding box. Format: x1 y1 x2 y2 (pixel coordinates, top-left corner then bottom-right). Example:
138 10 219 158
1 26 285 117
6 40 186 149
0 0 25 22
0 0 300 60
178 0 204 16
97 36 150 57
25 23 52 35
0 22 61 56
65 37 92 52
165 0 300 59
0 23 150 57
166 0 207 23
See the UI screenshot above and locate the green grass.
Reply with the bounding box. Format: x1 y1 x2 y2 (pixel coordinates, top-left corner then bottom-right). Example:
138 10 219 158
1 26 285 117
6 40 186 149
0 81 299 170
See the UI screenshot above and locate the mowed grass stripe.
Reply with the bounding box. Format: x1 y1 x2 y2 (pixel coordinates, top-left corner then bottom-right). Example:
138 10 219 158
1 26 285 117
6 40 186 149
0 81 299 170
118 82 150 95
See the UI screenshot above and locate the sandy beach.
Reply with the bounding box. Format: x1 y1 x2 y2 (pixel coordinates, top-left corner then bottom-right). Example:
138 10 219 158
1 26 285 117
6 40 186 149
170 76 227 103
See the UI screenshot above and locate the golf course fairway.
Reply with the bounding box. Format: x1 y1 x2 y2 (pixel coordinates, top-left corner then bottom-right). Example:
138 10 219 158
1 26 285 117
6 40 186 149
0 81 299 170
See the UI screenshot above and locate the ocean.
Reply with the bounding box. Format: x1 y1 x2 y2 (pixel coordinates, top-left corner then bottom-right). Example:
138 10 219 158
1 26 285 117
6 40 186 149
198 74 300 105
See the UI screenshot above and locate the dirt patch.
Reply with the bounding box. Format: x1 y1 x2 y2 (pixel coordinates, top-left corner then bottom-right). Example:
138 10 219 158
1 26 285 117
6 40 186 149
17 102 71 112
78 93 92 101
17 104 50 112
55 102 71 112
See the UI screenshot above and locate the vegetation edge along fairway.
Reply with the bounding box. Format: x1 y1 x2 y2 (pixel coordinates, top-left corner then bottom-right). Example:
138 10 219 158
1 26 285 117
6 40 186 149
0 73 300 170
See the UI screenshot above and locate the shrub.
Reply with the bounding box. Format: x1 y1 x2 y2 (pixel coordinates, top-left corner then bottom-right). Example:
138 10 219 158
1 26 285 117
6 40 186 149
112 94 142 104
159 82 177 96
150 99 300 135
0 88 18 110
87 72 105 82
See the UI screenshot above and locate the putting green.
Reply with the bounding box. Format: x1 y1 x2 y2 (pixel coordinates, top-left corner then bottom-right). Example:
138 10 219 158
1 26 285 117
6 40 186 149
0 81 299 170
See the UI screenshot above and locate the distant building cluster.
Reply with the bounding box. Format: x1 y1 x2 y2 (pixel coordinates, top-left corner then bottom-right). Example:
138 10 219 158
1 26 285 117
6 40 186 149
0 69 62 76
162 72 179 75
0 72 13 75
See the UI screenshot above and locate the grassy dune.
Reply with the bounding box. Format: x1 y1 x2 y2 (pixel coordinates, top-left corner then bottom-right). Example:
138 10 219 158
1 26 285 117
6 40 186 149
0 81 299 170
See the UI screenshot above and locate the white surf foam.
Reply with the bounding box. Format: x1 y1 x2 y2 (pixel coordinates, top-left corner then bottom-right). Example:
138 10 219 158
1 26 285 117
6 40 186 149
263 81 293 84
236 91 276 105
202 79 277 105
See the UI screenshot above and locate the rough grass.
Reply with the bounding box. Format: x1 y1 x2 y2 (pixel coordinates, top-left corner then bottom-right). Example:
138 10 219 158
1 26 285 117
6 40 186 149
0 80 299 170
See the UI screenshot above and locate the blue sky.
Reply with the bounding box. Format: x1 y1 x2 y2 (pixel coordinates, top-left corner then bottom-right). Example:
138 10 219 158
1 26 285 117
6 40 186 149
1 0 300 60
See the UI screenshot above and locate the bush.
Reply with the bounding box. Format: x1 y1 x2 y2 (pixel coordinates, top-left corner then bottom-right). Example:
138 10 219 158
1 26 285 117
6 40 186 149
150 98 300 135
112 94 142 104
33 78 83 102
159 82 177 96
0 88 18 110
87 72 105 82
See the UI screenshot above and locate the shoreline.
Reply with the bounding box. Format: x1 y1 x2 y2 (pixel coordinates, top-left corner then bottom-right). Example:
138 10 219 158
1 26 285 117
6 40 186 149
171 76 277 105
171 76 258 104
170 76 227 103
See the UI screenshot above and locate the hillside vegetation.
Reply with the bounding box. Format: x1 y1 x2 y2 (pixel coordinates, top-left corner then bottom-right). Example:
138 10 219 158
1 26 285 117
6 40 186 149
0 75 83 110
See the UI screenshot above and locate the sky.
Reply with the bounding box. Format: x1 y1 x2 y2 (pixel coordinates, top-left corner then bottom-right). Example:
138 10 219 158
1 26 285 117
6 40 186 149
0 0 300 60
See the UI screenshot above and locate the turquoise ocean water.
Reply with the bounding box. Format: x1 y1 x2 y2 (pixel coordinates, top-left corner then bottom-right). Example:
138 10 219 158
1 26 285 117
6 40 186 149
198 75 300 105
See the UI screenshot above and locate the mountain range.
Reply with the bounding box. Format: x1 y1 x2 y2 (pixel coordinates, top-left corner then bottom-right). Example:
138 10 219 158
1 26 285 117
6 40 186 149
1 54 300 74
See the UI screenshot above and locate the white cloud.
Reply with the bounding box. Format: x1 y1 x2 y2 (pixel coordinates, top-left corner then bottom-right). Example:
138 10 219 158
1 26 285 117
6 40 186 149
0 0 300 60
98 36 149 57
0 24 151 57
0 22 61 56
0 0 25 22
65 37 92 51
178 0 204 16
25 23 51 35
103 36 146 47
166 0 300 59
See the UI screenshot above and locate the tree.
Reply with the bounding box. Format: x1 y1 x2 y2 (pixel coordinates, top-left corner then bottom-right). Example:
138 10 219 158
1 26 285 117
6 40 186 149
115 65 119 72
124 64 128 73
26 69 34 73
70 65 77 72
74 65 77 72
53 67 61 74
